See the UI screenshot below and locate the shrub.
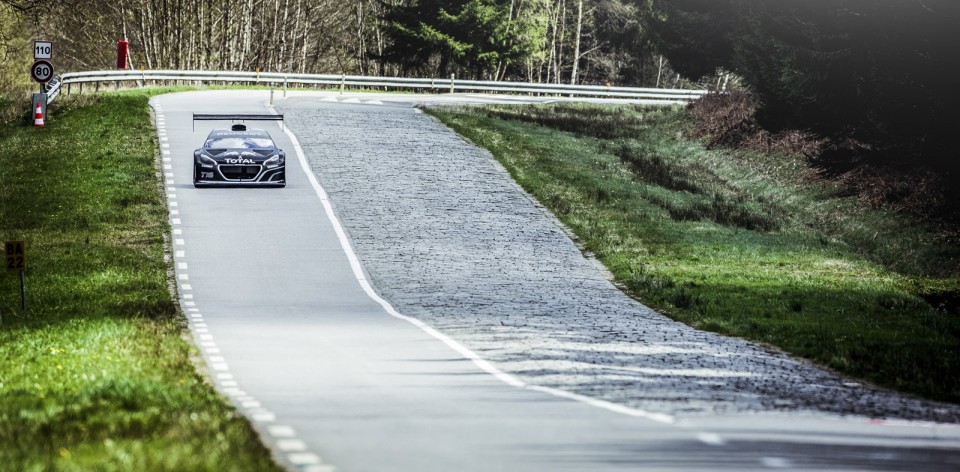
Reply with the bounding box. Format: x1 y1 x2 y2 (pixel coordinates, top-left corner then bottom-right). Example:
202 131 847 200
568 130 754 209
688 91 823 158
688 90 759 148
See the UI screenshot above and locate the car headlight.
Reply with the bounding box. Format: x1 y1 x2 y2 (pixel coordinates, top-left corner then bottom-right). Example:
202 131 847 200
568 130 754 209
196 152 217 168
264 152 284 169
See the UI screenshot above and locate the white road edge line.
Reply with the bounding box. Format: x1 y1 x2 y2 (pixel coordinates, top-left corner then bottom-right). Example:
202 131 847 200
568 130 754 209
274 106 676 425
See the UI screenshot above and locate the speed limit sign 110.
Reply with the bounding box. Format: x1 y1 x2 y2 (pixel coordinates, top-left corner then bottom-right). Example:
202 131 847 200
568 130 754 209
31 60 54 83
34 41 52 59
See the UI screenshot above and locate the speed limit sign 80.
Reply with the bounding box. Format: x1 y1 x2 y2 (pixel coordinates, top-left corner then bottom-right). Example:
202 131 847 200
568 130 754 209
31 60 54 83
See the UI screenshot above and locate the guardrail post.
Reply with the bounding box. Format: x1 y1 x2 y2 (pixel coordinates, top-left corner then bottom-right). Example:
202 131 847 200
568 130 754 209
283 77 288 98
340 74 345 95
450 73 455 94
270 85 275 106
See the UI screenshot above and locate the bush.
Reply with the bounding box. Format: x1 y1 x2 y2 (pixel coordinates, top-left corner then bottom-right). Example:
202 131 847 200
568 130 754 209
687 90 759 148
688 91 822 157
833 165 959 223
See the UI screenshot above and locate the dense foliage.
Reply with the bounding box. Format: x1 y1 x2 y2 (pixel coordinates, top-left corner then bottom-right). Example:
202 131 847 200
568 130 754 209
644 0 960 176
380 0 670 84
382 0 545 79
0 0 674 88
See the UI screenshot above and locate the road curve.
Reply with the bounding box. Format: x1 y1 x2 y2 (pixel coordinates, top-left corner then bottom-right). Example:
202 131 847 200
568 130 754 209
153 90 960 472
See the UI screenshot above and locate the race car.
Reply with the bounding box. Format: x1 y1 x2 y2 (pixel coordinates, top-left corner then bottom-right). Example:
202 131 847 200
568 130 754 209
192 114 286 187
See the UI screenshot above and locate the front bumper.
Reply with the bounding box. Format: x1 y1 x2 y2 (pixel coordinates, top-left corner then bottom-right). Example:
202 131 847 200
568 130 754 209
194 163 285 187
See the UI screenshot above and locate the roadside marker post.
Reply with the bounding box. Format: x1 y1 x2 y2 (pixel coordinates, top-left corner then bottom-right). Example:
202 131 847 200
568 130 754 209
30 40 53 125
116 40 129 70
4 241 27 312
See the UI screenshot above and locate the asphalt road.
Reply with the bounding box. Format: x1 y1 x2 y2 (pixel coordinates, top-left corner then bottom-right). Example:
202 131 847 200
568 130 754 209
153 91 960 472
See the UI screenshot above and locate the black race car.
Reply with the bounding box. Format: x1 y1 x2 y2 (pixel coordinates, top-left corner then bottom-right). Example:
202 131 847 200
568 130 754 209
192 114 286 187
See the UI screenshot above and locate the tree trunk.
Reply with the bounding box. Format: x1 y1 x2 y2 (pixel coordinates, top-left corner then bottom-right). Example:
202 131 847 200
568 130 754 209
570 0 582 85
556 0 566 84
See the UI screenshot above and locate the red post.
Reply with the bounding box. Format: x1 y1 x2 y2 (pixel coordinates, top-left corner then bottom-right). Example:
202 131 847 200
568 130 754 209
117 40 129 69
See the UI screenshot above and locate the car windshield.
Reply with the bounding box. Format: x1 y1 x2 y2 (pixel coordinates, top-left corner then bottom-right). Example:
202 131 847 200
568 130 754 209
205 137 274 149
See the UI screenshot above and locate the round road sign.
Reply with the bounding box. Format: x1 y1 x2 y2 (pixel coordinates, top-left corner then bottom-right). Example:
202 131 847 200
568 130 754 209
31 60 54 83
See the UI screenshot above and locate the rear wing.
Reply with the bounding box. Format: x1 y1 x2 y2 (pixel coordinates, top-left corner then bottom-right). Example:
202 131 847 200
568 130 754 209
192 113 284 132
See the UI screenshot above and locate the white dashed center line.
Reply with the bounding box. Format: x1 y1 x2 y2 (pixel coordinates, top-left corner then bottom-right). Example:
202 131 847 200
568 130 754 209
268 426 297 438
287 453 322 466
276 439 307 451
697 432 726 446
252 411 276 422
761 457 792 469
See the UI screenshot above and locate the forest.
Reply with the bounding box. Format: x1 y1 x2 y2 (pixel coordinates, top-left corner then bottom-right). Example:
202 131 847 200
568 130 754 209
2 0 958 218
0 0 676 87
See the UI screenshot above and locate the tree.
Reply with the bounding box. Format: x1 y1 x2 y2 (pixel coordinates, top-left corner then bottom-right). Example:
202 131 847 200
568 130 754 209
642 0 735 80
644 0 960 174
0 2 33 106
587 0 663 85
381 0 545 79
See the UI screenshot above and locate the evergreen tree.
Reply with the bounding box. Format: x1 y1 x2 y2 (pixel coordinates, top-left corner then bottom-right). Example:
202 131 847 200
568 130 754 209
644 0 960 172
381 0 546 79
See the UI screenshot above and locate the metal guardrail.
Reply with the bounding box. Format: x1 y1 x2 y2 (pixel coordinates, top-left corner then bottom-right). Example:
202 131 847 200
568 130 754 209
48 70 707 104
44 76 62 104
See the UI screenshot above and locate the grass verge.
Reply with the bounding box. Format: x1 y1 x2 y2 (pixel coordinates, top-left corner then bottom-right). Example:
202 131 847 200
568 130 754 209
0 89 282 470
428 103 960 403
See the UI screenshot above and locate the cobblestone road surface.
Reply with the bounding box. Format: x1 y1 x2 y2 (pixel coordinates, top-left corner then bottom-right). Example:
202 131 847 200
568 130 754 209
278 97 959 423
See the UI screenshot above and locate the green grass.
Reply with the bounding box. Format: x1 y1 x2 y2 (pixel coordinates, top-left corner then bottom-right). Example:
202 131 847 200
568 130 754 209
428 103 960 403
0 90 282 470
